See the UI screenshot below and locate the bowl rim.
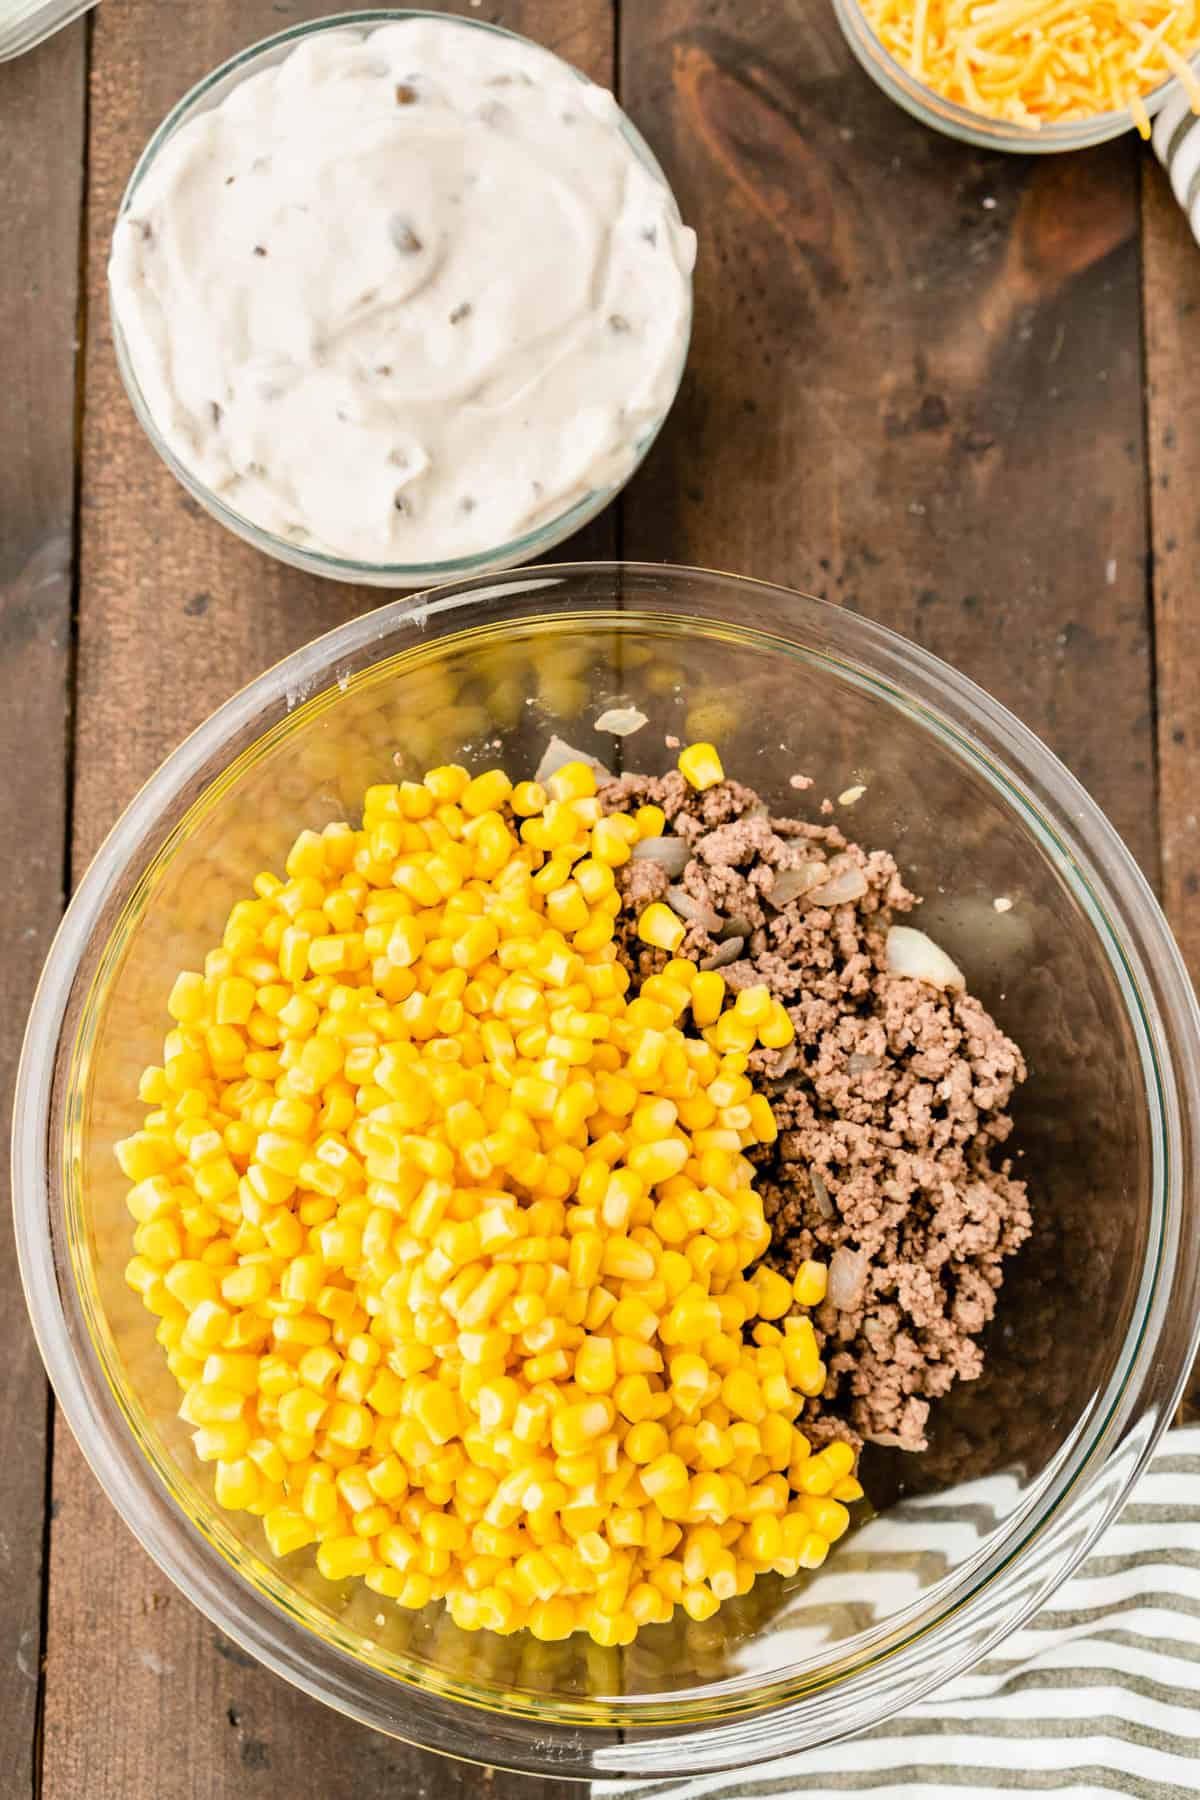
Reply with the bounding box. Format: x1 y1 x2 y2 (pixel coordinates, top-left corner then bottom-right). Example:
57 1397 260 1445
14 561 1200 1776
832 0 1200 152
106 9 693 584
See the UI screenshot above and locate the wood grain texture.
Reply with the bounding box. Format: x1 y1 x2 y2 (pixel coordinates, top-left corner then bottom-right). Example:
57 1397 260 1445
0 21 85 1796
1142 161 1200 981
1141 158 1200 1420
45 3 611 1795
619 1 1156 876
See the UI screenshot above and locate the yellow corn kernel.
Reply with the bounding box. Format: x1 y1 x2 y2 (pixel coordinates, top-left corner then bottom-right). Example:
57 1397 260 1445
550 1398 614 1455
637 904 686 954
203 1353 260 1396
614 1339 661 1378
166 971 208 1024
214 1457 261 1511
688 971 725 1028
753 1266 795 1322
710 1010 757 1056
797 1531 829 1569
568 1230 604 1290
424 764 468 802
731 983 769 1025
601 1236 656 1283
589 817 633 868
219 1263 271 1308
573 859 615 906
183 1300 232 1352
387 918 425 968
681 1583 719 1621
795 1358 828 1400
528 1596 575 1640
786 1262 826 1315
613 1372 654 1421
412 1383 460 1445
278 1387 328 1440
758 1000 795 1050
192 1420 251 1462
316 1535 374 1582
797 1457 836 1496
264 1508 316 1558
677 743 724 791
819 1439 857 1481
211 976 254 1027
624 1420 669 1465
115 1133 176 1183
641 1453 689 1500
631 804 665 840
545 760 596 803
461 769 512 816
722 1369 765 1424
574 1336 617 1394
627 1139 689 1188
247 1438 287 1485
511 780 547 817
179 1383 244 1427
742 1513 783 1566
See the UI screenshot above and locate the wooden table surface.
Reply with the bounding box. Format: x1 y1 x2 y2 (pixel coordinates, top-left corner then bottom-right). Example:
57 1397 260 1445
2 1 1199 1793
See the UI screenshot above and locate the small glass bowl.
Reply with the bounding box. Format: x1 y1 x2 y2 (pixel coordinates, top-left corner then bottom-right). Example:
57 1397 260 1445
834 0 1200 152
108 12 693 586
14 564 1200 1779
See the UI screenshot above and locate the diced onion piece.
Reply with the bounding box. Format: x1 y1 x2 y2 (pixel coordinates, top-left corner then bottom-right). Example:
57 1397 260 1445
817 864 868 906
885 925 965 993
667 886 722 932
631 836 689 876
699 936 745 970
769 864 828 906
594 706 648 737
718 913 752 941
828 1247 867 1311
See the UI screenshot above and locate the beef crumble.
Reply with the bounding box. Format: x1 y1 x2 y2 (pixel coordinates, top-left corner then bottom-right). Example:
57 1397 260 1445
599 769 1031 1454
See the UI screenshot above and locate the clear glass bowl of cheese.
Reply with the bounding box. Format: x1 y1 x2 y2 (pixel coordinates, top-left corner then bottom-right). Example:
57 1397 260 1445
14 564 1200 1780
834 0 1200 151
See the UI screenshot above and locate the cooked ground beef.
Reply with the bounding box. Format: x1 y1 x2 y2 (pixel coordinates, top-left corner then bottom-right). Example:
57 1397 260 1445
599 770 1031 1454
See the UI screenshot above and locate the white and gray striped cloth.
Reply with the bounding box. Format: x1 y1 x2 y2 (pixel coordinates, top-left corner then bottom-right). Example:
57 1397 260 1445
600 1425 1200 1800
1155 91 1200 226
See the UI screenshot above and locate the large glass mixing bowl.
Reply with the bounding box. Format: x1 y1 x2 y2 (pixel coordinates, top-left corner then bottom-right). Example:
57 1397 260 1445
14 564 1200 1779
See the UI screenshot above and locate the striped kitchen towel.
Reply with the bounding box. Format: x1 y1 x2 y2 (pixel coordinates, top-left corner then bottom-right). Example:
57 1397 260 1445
599 1425 1200 1800
1154 90 1200 227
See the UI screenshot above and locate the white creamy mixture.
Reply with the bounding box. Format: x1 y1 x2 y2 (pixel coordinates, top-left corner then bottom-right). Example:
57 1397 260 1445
108 19 696 565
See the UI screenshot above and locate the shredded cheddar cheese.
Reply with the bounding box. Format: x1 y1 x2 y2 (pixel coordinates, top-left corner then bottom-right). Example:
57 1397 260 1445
859 0 1200 131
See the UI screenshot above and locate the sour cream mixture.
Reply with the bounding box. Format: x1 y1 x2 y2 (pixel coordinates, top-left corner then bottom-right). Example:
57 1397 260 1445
109 19 696 564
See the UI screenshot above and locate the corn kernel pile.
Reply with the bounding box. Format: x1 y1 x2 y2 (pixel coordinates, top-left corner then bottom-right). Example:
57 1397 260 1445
118 745 861 1645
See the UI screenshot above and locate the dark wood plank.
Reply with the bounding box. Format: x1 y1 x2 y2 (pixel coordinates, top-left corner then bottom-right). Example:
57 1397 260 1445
619 1 1156 875
0 21 86 1797
45 3 613 1794
1142 162 1200 989
1141 157 1200 1420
